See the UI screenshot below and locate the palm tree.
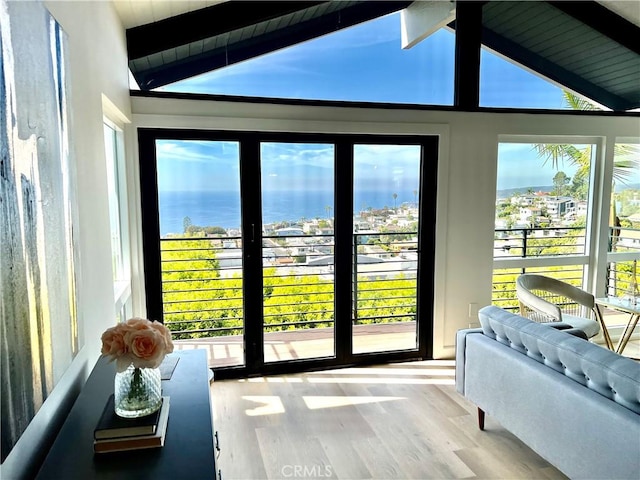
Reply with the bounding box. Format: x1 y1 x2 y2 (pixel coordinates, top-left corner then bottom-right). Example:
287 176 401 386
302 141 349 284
534 90 639 241
392 193 398 211
534 91 639 187
412 189 418 206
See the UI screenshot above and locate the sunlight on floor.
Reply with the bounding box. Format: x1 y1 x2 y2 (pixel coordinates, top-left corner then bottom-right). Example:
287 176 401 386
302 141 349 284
303 396 407 410
242 395 285 416
241 394 409 416
306 376 455 385
309 367 455 376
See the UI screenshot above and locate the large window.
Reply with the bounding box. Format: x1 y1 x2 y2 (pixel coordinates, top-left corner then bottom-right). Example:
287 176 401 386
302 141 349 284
158 13 455 105
156 9 576 111
492 138 596 311
139 130 438 376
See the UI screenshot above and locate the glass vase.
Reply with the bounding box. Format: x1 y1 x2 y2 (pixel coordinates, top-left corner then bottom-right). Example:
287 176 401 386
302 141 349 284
114 364 162 418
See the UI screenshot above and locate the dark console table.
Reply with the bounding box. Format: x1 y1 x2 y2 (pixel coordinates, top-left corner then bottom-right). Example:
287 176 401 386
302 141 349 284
36 349 218 480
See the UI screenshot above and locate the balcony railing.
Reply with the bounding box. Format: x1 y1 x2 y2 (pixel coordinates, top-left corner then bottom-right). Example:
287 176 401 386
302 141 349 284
158 226 638 339
492 226 640 312
159 232 418 339
494 226 586 258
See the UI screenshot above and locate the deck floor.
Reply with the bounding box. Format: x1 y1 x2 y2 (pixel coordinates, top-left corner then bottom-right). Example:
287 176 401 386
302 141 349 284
174 322 418 368
174 312 639 368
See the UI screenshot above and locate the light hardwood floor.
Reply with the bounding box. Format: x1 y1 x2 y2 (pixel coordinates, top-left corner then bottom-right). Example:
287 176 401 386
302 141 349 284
210 360 567 480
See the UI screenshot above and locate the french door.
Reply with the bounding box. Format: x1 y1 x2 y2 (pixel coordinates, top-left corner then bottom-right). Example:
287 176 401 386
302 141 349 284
138 129 438 378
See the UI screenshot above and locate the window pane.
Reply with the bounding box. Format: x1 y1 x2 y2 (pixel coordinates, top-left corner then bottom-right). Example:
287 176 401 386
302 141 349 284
353 144 421 354
493 141 595 310
104 123 124 283
156 140 245 368
158 13 455 106
603 141 640 330
261 142 336 362
480 49 570 109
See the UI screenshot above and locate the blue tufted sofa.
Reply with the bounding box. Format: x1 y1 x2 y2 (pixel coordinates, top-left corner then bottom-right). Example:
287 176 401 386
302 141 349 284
456 305 640 480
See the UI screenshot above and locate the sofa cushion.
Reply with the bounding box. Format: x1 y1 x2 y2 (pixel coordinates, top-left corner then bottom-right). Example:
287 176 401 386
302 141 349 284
478 305 640 414
561 313 601 338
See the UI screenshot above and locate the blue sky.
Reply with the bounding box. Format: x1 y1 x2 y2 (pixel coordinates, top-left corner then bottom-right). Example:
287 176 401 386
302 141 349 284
156 12 578 194
157 140 422 194
159 12 567 108
496 143 583 191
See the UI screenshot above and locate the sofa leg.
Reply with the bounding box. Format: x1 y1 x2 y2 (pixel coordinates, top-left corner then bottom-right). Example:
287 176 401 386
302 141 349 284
478 407 485 431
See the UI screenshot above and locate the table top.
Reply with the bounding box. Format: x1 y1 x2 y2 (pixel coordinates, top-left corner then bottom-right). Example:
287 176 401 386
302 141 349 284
36 349 216 480
595 296 640 315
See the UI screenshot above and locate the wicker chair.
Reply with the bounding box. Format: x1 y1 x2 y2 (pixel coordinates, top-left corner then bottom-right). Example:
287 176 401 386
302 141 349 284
515 274 601 338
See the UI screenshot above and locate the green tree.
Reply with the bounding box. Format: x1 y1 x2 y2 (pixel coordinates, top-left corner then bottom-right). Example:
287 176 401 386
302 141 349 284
392 193 398 211
552 171 569 196
569 168 589 200
183 216 192 233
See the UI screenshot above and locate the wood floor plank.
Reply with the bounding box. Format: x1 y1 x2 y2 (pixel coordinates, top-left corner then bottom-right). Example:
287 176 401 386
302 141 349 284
351 435 405 479
255 426 302 480
319 435 373 479
211 382 269 480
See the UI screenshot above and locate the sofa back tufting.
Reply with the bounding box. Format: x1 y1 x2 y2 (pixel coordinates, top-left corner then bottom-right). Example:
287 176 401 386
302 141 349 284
478 305 640 414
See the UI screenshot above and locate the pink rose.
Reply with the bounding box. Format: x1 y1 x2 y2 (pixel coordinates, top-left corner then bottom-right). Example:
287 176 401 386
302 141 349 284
124 328 165 369
150 320 174 354
125 317 152 331
101 326 127 358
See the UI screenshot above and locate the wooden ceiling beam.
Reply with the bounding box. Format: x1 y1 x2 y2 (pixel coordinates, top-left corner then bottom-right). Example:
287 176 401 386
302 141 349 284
127 1 325 60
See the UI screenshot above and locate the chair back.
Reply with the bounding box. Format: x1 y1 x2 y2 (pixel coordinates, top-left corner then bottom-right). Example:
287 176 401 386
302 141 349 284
516 274 595 322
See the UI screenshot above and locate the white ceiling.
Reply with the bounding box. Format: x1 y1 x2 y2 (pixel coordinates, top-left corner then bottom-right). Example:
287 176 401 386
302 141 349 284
600 0 640 26
112 0 640 30
112 0 225 29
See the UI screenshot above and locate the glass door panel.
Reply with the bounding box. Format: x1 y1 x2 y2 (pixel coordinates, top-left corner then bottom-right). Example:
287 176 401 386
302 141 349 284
352 144 421 354
260 142 336 362
155 140 244 368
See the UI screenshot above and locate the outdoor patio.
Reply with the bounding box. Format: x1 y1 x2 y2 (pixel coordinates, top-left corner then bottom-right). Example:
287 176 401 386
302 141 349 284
174 311 639 368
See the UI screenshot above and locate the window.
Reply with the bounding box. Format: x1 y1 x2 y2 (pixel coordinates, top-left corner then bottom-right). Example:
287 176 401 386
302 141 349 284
139 130 437 375
492 138 597 311
104 120 132 322
158 13 455 106
603 139 640 327
480 49 569 110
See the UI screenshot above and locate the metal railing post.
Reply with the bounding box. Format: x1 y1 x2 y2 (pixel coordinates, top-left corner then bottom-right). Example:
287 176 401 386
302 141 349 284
352 234 358 325
521 228 528 274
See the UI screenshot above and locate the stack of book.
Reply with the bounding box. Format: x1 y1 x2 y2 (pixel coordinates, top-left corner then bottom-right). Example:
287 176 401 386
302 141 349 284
93 395 170 454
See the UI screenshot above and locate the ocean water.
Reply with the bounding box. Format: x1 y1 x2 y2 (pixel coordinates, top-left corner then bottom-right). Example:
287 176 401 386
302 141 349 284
158 190 416 236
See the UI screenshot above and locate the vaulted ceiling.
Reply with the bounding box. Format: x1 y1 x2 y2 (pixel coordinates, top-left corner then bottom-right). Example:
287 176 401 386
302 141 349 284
115 1 640 111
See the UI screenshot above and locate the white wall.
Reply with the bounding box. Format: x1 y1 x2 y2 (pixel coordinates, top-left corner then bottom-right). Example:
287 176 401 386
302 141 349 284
1 2 130 478
130 96 640 359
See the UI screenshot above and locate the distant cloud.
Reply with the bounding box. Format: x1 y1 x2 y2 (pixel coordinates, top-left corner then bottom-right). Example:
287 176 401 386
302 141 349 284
157 140 238 165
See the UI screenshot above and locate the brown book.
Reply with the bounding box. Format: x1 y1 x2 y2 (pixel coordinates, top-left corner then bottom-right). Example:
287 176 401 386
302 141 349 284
93 397 170 453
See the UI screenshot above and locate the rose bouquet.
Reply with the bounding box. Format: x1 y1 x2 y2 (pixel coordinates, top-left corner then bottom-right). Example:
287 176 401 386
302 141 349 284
101 318 174 417
101 317 174 372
